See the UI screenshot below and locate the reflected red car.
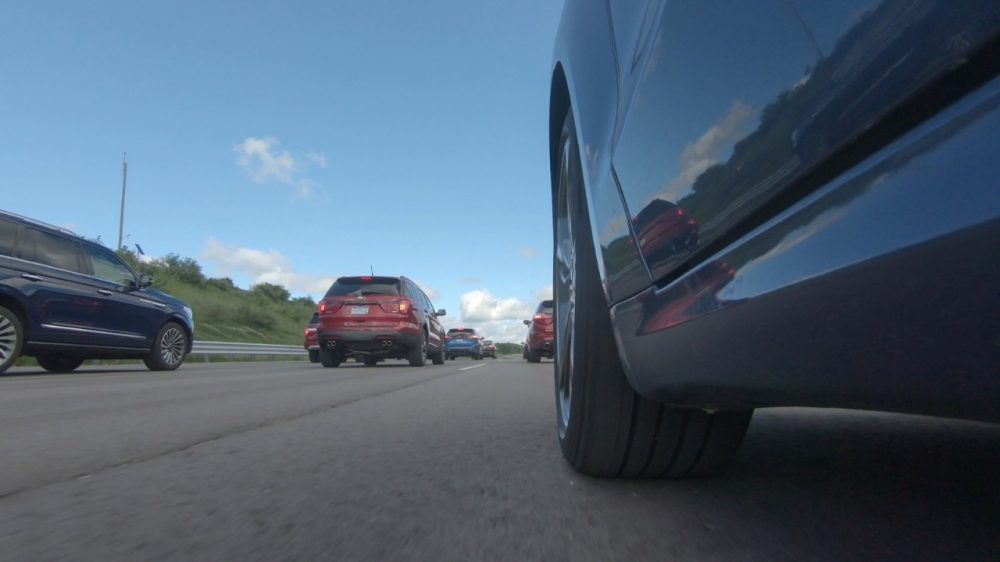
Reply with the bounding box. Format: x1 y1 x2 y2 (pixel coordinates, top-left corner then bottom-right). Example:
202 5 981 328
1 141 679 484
523 300 554 363
304 312 319 363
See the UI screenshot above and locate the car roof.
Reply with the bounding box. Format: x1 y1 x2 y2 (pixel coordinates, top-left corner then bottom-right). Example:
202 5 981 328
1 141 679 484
0 209 78 238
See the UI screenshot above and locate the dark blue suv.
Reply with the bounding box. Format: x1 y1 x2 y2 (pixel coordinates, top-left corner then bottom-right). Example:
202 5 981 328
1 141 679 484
0 210 194 374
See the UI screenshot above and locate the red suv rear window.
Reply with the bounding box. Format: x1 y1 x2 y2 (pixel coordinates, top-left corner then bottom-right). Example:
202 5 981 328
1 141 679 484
326 276 401 297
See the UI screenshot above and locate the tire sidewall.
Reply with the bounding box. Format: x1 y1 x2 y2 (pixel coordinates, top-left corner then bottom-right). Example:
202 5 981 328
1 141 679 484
0 306 24 374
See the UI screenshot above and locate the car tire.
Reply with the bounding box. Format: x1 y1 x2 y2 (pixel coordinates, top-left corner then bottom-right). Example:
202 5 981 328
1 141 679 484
0 305 24 375
407 332 427 367
363 356 379 367
37 354 85 373
430 344 445 365
526 348 541 363
308 350 319 363
143 322 188 371
553 109 752 477
320 348 341 368
473 354 482 361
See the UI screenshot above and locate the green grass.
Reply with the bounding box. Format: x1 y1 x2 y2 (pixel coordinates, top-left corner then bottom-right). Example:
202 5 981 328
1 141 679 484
151 272 316 345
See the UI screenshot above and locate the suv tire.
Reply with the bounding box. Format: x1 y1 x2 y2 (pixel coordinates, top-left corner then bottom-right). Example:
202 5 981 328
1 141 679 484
143 322 188 371
320 348 342 368
430 344 445 365
553 109 752 477
408 332 427 367
0 306 23 375
37 354 85 373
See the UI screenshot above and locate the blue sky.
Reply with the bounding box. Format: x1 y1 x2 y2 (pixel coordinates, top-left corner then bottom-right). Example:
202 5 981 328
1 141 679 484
0 0 565 342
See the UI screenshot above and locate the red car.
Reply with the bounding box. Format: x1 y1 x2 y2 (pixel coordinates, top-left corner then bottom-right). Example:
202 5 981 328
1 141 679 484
482 339 497 359
303 312 319 363
316 276 446 368
523 300 554 363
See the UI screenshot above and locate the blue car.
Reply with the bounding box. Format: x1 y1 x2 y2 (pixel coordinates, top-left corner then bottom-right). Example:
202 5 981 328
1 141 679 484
444 328 482 360
549 0 1000 477
0 210 194 374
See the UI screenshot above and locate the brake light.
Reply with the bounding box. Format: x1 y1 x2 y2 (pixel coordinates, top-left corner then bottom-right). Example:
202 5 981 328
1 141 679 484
533 314 544 320
319 301 342 314
361 276 372 281
398 299 411 314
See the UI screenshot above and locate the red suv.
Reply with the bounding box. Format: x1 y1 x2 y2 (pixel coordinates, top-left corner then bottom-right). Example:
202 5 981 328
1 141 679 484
316 276 446 368
303 312 319 363
523 300 554 362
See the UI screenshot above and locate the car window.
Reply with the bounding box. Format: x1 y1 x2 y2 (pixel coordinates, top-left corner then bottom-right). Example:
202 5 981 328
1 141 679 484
537 300 554 315
23 227 83 272
0 218 18 257
326 277 401 297
84 245 136 286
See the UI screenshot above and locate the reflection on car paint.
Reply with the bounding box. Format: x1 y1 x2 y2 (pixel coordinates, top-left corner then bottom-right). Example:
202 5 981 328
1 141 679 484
610 0 1000 287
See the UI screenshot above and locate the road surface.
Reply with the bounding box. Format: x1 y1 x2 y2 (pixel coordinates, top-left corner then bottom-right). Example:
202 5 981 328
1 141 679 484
1 359 997 560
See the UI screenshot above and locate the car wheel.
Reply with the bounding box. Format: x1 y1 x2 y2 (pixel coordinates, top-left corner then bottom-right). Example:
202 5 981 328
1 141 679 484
37 354 85 373
430 343 445 365
473 354 482 360
0 306 24 375
143 322 188 371
363 356 379 367
553 109 752 477
320 348 342 368
526 348 541 363
407 332 427 367
308 349 320 363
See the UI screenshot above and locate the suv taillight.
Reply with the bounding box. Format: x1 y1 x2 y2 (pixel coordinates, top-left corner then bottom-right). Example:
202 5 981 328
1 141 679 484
319 301 342 314
384 299 413 314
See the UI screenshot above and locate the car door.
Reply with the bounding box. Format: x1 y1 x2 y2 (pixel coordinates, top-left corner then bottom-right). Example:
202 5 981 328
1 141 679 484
421 290 445 351
13 226 115 347
80 243 166 348
607 0 995 285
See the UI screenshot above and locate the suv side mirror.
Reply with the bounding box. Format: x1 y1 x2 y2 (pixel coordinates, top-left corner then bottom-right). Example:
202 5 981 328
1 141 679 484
139 274 154 288
523 319 531 326
436 309 446 317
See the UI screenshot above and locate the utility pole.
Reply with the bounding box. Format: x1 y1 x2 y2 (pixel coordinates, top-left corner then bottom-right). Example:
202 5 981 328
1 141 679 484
117 152 128 250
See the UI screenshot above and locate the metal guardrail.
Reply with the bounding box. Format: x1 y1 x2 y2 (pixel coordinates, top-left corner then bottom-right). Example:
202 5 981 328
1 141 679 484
191 341 305 356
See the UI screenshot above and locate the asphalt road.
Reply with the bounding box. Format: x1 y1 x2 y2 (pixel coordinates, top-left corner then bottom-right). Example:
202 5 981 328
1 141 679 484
0 358 998 561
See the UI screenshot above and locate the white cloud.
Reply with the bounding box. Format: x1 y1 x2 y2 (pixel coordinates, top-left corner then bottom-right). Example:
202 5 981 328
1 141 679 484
413 279 441 302
659 101 755 202
305 151 328 168
518 246 538 258
450 289 542 343
201 237 335 297
535 284 553 301
234 136 326 200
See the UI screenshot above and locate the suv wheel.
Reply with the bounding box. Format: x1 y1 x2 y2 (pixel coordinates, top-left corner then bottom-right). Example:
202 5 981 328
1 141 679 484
143 322 188 371
407 332 427 367
526 347 541 363
320 348 342 368
0 306 23 375
37 354 85 373
429 343 445 365
553 109 752 477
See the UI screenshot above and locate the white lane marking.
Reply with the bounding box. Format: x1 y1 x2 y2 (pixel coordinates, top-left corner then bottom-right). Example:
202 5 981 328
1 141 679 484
459 363 487 371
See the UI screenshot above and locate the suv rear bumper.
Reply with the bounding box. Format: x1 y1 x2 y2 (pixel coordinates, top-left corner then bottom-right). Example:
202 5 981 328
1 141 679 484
445 346 481 357
318 328 421 356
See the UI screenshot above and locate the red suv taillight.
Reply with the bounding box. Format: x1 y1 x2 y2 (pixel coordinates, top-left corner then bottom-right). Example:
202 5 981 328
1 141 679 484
382 299 413 314
319 301 342 314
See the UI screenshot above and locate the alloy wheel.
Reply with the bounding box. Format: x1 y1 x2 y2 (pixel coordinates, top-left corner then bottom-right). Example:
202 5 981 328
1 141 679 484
554 137 577 438
160 327 186 366
0 314 17 362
